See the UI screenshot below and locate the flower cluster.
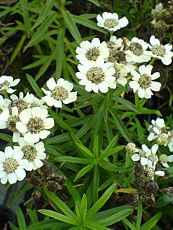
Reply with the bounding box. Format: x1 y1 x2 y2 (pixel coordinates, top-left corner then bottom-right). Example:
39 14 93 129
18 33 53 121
0 75 54 184
147 117 173 168
128 143 165 180
75 12 173 98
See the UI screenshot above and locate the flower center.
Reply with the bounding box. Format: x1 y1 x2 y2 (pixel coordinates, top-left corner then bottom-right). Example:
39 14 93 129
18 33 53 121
27 117 44 133
129 42 143 56
104 19 118 28
22 145 37 162
86 67 105 84
51 86 68 101
157 133 169 145
148 154 158 162
159 154 168 162
109 50 126 63
85 47 100 61
3 158 19 173
11 99 28 112
151 45 165 57
138 74 152 89
0 81 10 93
139 150 146 157
7 115 20 132
145 167 154 178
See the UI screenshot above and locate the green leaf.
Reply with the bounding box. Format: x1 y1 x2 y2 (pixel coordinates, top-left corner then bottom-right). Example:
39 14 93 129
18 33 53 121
31 0 54 30
96 208 133 226
155 194 173 208
61 9 81 44
140 212 162 230
87 184 116 219
66 180 81 204
84 221 109 230
25 13 57 49
80 194 87 220
74 162 95 181
56 156 91 164
26 220 64 230
0 132 12 142
16 206 26 230
71 133 94 159
100 146 124 159
27 209 38 224
55 28 65 78
44 189 76 218
136 201 142 229
123 218 137 230
10 34 26 64
86 0 100 6
111 112 131 142
26 73 43 97
39 210 77 225
20 0 31 37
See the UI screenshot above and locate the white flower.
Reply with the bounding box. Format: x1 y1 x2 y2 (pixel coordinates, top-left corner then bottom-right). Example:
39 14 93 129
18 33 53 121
145 166 165 180
0 75 20 94
24 93 46 108
147 118 170 145
108 36 124 50
131 144 158 168
6 107 21 142
0 95 10 129
113 63 128 86
76 59 116 93
16 107 54 143
42 78 77 108
0 146 26 184
129 64 161 98
76 38 109 64
125 142 138 154
17 138 46 171
152 3 164 17
125 37 151 63
149 35 173 65
159 154 173 168
97 12 128 32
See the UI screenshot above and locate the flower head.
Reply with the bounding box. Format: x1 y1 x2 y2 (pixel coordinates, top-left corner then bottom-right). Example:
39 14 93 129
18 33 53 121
125 37 151 63
16 107 54 143
97 12 128 32
0 75 20 94
149 35 173 65
0 146 26 184
18 138 46 171
42 78 77 108
0 95 10 129
76 38 109 64
129 64 161 98
159 154 173 168
76 60 116 93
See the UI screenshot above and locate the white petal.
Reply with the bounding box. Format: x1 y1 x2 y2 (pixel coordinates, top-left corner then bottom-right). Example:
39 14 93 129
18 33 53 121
47 78 56 90
44 118 54 129
155 170 165 176
131 154 140 161
8 173 17 184
151 144 158 154
16 122 27 134
168 155 173 162
140 157 148 166
39 130 50 139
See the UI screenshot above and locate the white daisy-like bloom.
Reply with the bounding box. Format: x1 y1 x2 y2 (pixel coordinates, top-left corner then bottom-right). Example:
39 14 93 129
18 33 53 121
108 36 124 50
11 92 46 112
16 107 54 143
125 37 151 63
0 146 26 184
131 144 158 168
129 64 161 99
125 142 138 154
6 107 21 142
147 118 170 145
76 59 116 93
17 138 46 171
159 154 173 168
0 75 20 94
149 35 173 65
97 12 129 32
42 78 77 108
0 95 11 129
76 38 109 64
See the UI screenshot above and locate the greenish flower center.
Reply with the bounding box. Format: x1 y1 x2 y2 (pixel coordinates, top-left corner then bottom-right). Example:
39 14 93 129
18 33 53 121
11 99 28 112
7 115 20 132
3 158 19 173
51 86 68 101
156 133 168 145
22 145 37 162
109 50 126 63
86 67 105 84
85 47 100 61
27 117 44 133
0 81 10 93
104 19 118 28
129 42 143 56
138 74 152 89
151 45 165 57
159 154 168 162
